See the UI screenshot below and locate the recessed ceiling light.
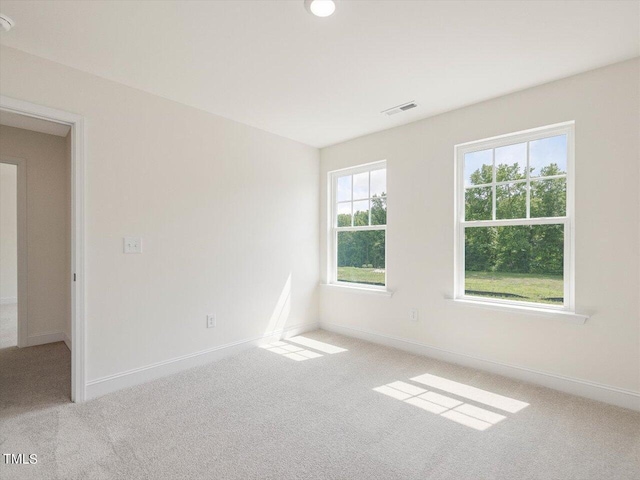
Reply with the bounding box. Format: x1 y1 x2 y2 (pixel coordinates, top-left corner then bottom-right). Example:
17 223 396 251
0 14 15 32
304 0 336 18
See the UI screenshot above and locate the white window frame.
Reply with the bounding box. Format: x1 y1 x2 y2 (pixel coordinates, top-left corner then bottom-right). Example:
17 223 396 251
454 122 575 313
328 160 387 291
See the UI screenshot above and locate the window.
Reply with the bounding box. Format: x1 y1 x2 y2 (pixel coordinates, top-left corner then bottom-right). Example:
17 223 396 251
455 123 574 311
329 161 387 289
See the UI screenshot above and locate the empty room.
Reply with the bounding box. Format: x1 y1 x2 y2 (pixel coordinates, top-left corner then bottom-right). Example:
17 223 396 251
0 1 638 479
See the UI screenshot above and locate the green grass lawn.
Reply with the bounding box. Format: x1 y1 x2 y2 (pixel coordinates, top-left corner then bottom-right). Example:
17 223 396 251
465 271 563 305
338 267 385 286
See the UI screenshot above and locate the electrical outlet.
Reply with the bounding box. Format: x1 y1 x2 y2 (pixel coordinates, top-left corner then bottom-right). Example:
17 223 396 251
207 314 216 328
123 237 142 254
409 308 419 323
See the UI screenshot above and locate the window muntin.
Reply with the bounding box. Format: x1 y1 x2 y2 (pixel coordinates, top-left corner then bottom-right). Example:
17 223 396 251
463 134 567 222
330 162 387 288
456 124 574 311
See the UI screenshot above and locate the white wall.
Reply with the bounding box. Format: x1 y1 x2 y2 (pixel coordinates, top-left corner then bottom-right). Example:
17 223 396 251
0 163 17 303
320 59 640 394
0 126 71 338
0 46 319 384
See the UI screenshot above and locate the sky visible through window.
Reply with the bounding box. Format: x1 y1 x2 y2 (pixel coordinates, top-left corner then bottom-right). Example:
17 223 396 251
464 135 567 185
337 168 386 201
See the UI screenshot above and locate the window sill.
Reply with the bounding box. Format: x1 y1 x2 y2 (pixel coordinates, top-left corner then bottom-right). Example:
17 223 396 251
321 283 394 297
447 297 589 324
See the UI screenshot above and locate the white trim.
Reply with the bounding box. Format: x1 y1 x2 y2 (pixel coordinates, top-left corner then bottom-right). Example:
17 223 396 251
448 298 588 324
1 96 86 403
455 121 576 151
85 322 320 400
320 322 640 411
334 225 387 232
320 283 394 297
454 122 575 314
327 160 387 176
463 216 567 228
0 297 17 305
0 156 28 348
63 332 71 351
26 331 66 347
565 123 575 312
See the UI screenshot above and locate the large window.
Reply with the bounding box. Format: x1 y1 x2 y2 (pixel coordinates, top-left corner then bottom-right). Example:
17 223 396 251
455 123 574 310
329 161 387 288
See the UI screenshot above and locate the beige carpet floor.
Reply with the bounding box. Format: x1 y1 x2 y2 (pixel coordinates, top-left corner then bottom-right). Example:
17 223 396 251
0 330 638 480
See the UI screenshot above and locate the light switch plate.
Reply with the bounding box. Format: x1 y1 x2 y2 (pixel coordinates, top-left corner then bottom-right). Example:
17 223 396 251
124 237 142 254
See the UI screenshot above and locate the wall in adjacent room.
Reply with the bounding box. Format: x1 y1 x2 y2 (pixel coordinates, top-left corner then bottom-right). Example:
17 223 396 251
0 163 18 304
0 126 70 340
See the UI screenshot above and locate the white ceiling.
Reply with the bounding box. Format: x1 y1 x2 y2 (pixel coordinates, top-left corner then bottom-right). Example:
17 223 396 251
0 1 638 148
0 110 71 137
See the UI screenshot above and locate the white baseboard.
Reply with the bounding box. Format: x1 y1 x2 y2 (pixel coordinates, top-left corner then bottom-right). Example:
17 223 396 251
0 297 17 305
320 321 640 412
63 332 71 351
85 322 320 400
27 331 66 347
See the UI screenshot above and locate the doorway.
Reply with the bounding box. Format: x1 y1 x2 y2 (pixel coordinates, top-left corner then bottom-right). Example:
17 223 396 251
0 96 86 402
0 122 72 408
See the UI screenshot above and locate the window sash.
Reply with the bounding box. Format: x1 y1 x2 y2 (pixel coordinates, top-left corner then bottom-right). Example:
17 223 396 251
332 229 387 288
463 145 567 223
454 122 574 312
464 174 566 190
335 195 387 228
457 219 570 310
462 216 566 228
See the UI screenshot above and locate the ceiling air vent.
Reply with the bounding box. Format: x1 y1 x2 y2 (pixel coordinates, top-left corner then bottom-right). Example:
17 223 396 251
382 101 418 116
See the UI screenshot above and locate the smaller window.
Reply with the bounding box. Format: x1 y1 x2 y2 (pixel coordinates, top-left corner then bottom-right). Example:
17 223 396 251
329 162 387 288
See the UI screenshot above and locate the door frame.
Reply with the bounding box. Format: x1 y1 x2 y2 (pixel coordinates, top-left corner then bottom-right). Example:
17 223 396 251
1 95 86 403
